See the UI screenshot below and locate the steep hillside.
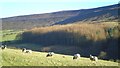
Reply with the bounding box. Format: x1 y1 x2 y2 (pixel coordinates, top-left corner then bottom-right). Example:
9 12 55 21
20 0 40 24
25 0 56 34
55 4 119 24
2 10 80 30
1 48 118 66
14 22 119 60
1 4 119 30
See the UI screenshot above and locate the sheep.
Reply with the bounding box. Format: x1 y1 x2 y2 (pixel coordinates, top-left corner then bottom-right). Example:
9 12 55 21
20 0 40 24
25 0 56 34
1 45 7 50
90 54 98 61
46 52 54 57
73 54 80 60
22 48 32 53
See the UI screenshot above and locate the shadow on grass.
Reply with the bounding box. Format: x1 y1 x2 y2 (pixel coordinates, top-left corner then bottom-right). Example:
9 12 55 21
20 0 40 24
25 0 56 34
1 30 119 60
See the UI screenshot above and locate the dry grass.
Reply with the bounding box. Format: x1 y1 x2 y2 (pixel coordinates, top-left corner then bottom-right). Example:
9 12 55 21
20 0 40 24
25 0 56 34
26 22 119 41
1 48 119 66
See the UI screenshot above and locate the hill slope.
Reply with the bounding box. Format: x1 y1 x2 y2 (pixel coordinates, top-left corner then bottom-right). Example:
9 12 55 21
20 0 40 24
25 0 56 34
1 48 118 66
12 22 119 60
2 10 80 30
55 4 119 24
1 4 119 30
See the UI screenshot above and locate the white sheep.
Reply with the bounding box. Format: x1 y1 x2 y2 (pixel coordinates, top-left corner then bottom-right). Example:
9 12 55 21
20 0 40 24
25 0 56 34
90 54 98 61
22 48 32 53
46 52 54 57
1 45 7 50
73 54 81 60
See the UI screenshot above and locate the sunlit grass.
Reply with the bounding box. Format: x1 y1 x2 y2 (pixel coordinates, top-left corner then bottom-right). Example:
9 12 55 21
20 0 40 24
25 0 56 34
1 48 119 66
0 30 23 42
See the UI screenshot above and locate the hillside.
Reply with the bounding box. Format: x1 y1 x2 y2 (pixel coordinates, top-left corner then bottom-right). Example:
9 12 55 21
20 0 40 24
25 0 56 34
1 4 119 30
55 4 119 24
2 10 80 30
10 22 119 60
1 48 118 66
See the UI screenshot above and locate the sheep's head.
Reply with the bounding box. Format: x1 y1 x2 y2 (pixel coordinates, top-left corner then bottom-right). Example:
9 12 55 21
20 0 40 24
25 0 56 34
90 54 93 58
22 48 26 52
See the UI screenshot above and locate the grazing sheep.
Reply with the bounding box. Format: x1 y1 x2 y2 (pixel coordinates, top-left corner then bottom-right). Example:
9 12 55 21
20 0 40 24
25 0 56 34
1 45 7 50
90 54 98 61
22 48 32 53
46 52 54 57
73 54 80 60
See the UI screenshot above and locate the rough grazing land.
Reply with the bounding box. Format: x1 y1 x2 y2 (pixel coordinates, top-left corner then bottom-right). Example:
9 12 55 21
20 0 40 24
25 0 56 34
1 48 118 66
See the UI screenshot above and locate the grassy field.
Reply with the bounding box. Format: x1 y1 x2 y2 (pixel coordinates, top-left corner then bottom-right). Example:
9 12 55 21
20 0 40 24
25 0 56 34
0 30 23 42
0 22 119 66
0 48 119 66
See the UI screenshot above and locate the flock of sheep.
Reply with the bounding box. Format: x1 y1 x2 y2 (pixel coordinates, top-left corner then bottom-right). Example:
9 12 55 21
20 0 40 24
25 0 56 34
1 45 98 62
